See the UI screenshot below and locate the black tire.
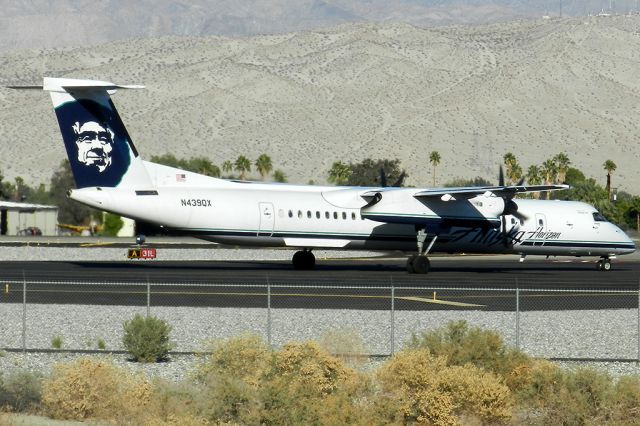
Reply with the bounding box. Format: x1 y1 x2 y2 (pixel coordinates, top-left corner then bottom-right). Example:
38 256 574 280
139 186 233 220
406 255 417 273
596 260 603 271
292 250 316 270
412 256 430 274
292 251 306 270
304 251 316 270
602 260 612 271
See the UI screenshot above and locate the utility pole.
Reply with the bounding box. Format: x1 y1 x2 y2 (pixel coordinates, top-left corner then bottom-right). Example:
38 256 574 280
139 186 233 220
559 0 562 17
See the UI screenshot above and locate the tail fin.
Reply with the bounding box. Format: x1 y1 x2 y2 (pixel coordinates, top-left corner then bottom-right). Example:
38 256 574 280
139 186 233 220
44 77 152 188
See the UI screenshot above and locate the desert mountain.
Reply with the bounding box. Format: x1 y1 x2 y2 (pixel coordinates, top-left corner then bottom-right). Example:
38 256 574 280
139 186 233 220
1 16 639 191
2 1 640 51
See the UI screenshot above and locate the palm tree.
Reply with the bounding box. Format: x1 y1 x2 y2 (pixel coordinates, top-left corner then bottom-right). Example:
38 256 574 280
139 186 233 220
273 169 287 183
603 160 617 201
222 160 233 176
328 161 351 185
187 157 220 177
553 152 571 183
234 155 251 180
526 165 542 199
255 154 273 181
429 151 441 187
541 159 557 200
503 152 517 184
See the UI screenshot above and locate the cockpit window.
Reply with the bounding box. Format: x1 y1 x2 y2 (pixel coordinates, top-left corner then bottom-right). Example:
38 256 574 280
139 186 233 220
593 212 607 222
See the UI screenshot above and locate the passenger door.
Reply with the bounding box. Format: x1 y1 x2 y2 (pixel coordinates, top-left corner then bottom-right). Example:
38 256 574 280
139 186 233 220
258 202 275 236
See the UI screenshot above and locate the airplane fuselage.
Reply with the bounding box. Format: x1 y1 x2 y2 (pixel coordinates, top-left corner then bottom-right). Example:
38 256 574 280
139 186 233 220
71 167 635 259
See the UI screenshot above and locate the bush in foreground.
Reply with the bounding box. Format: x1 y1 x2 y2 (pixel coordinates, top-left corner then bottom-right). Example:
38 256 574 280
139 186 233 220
123 314 174 362
0 370 42 412
13 323 640 425
376 348 513 425
42 358 151 421
408 320 531 388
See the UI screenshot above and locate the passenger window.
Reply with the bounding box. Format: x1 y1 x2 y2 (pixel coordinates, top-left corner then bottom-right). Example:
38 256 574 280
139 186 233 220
297 210 302 218
288 210 293 218
342 212 347 220
593 212 607 222
325 211 330 219
316 211 320 219
333 212 338 219
307 210 311 218
352 212 356 220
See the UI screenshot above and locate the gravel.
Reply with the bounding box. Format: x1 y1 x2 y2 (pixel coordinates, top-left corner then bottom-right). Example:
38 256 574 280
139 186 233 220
0 246 638 381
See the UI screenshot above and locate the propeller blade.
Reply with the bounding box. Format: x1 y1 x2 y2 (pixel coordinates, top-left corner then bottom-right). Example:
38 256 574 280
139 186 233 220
516 176 525 186
513 210 528 222
379 168 387 187
498 166 505 186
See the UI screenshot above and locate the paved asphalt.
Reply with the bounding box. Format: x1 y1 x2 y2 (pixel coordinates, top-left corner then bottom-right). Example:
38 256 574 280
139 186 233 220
1 256 639 311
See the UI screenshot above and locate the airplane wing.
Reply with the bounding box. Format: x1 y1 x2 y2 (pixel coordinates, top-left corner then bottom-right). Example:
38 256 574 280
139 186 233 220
413 184 569 200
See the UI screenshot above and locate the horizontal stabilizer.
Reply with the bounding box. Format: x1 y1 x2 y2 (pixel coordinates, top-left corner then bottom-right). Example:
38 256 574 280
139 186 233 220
43 78 144 92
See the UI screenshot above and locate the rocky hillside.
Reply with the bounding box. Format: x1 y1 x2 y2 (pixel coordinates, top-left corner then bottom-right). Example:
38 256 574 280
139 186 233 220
1 16 639 191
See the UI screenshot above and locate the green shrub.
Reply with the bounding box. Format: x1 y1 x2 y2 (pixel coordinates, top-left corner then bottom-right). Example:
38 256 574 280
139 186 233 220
123 314 174 363
0 370 43 412
97 338 106 350
51 335 63 349
102 213 124 236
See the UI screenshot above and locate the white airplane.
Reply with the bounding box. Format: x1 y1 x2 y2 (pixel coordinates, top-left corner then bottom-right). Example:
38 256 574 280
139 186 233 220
21 78 637 273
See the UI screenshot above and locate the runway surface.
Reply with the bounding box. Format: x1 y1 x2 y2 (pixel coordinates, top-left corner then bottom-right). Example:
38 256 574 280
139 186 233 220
1 256 639 311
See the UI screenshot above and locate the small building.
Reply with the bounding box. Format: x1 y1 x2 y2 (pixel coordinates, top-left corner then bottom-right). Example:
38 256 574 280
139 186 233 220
0 201 59 236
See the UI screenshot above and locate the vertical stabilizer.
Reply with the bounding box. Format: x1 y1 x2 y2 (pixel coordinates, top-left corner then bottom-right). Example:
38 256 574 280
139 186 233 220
44 77 152 188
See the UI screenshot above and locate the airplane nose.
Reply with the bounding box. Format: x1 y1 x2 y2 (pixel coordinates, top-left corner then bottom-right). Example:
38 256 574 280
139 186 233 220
612 224 636 254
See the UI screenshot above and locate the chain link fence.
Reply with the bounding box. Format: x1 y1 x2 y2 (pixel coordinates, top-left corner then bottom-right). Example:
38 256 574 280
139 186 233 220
1 277 639 361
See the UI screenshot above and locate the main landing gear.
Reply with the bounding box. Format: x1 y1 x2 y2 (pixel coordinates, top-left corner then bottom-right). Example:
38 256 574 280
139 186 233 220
292 249 316 270
596 257 612 271
406 228 437 274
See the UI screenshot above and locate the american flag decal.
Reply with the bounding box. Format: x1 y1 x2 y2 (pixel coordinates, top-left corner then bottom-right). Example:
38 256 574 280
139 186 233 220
176 173 186 182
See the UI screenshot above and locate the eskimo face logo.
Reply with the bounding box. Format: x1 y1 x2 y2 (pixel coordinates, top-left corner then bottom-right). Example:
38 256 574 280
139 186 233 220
72 121 114 173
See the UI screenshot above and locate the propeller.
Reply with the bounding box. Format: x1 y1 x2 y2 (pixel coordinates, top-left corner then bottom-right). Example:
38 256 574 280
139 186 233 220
497 167 527 247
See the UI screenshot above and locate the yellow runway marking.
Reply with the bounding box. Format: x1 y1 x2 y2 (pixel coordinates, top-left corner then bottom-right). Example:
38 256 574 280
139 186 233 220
15 289 484 308
398 296 485 307
79 242 115 247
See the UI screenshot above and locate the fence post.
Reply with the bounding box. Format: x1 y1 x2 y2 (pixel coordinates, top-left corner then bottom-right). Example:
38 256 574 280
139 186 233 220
146 274 151 317
390 276 395 356
637 279 639 364
515 279 520 351
267 274 272 348
22 270 26 353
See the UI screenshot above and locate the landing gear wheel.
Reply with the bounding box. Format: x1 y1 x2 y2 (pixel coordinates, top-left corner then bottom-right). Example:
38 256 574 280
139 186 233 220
406 255 417 273
292 250 316 270
411 255 430 274
597 258 611 271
